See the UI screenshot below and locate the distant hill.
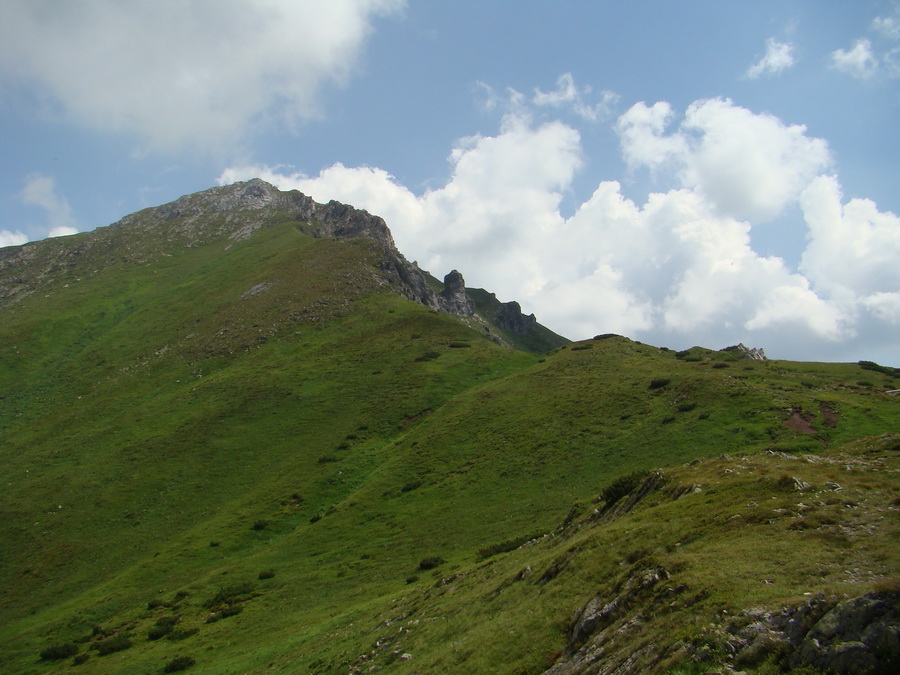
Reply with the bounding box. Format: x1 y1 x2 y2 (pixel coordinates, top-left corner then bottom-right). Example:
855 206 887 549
0 181 896 674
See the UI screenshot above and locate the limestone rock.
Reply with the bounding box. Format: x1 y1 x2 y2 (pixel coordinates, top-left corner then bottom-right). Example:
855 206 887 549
438 270 475 316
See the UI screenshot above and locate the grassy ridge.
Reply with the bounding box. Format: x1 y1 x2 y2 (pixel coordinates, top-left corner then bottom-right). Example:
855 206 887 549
1 211 897 673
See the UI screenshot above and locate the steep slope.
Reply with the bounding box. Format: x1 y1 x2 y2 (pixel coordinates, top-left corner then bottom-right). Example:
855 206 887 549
0 182 897 674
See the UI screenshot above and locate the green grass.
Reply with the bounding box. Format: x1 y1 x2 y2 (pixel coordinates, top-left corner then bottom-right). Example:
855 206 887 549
1 202 897 673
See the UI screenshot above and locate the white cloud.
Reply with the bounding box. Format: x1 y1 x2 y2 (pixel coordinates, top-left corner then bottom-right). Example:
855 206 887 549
873 12 900 40
0 0 404 153
532 73 619 121
745 38 795 79
0 230 28 247
799 175 900 302
618 98 831 222
220 96 897 361
21 173 79 237
830 38 879 78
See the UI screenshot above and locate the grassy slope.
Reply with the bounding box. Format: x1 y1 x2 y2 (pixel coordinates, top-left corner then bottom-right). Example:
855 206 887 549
1 220 897 673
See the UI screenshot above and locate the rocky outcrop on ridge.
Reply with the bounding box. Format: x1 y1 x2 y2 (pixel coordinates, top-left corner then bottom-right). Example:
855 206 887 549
496 300 537 335
721 343 767 360
439 270 476 316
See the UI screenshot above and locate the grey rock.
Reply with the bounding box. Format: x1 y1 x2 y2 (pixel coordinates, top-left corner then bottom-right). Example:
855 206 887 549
495 300 536 335
438 270 476 316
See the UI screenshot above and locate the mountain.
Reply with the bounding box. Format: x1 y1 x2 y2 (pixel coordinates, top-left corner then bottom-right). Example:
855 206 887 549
0 181 897 674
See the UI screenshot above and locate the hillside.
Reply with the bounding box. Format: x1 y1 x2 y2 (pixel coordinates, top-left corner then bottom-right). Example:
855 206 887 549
0 181 897 674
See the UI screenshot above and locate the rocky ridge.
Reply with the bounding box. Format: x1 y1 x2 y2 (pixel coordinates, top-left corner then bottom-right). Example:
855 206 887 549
0 179 558 349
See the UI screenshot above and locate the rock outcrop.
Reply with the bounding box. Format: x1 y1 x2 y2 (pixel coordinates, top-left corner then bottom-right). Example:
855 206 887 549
438 270 475 316
495 301 537 335
721 343 767 360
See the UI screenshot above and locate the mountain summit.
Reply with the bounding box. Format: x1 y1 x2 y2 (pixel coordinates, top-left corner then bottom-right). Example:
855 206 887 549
0 179 567 352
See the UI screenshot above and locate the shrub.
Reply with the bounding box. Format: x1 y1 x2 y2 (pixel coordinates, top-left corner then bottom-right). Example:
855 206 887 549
418 556 445 570
73 653 90 665
448 342 471 348
95 635 132 655
401 479 422 493
648 378 670 390
251 520 269 531
317 455 340 464
206 582 254 608
147 597 169 609
476 533 538 561
415 351 440 362
712 362 729 369
40 643 78 660
258 569 276 580
166 628 198 642
148 624 173 640
676 402 697 412
164 655 196 672
571 343 593 351
600 471 650 509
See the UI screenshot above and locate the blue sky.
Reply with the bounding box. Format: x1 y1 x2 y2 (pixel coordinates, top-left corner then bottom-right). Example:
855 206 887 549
1 1 898 364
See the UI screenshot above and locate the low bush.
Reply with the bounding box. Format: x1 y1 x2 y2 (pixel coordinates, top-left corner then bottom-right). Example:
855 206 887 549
40 643 78 660
95 635 132 656
148 624 173 641
258 569 276 580
676 402 697 412
164 655 196 672
166 628 199 642
400 479 422 493
648 378 670 390
418 556 445 570
600 471 650 509
476 533 538 561
251 520 269 531
206 582 254 608
415 351 440 362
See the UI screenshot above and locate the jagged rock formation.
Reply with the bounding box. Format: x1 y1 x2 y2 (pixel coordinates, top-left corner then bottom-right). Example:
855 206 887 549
721 343 767 360
438 270 476 316
495 300 537 335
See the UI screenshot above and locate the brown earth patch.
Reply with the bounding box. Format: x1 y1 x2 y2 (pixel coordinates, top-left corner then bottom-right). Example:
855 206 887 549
820 403 838 428
783 408 816 434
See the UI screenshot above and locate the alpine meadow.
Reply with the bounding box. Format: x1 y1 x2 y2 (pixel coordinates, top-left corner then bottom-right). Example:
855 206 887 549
1 180 897 674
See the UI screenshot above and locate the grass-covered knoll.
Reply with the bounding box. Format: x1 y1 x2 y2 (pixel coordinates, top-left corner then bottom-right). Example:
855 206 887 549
1 186 898 673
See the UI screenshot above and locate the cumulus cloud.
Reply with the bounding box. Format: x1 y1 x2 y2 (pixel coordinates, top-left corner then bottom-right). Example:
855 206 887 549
21 174 79 238
0 229 28 247
745 38 795 78
830 38 879 78
0 0 404 153
618 98 831 222
220 95 898 361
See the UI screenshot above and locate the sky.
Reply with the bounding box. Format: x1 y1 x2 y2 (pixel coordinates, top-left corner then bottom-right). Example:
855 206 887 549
1 1 898 364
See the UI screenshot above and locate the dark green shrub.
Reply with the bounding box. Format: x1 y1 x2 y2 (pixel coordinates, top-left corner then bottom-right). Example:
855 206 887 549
220 605 243 618
317 455 339 463
206 582 254 608
258 569 275 580
661 415 676 424
40 643 78 660
95 635 132 655
73 653 90 665
600 471 650 509
251 519 269 531
309 514 322 523
166 628 198 642
418 556 445 570
712 362 729 369
164 655 196 672
401 479 422 493
405 575 418 584
571 343 593 351
415 351 440 362
648 378 670 389
448 342 471 348
147 597 169 609
677 402 697 412
148 624 173 640
476 533 538 561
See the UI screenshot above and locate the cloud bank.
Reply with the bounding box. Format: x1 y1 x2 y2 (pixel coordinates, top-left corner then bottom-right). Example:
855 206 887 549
0 0 404 153
220 96 899 362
